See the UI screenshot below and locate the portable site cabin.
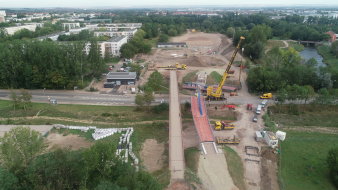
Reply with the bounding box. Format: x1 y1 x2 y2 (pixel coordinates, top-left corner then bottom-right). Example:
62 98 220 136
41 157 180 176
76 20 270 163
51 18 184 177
262 131 278 148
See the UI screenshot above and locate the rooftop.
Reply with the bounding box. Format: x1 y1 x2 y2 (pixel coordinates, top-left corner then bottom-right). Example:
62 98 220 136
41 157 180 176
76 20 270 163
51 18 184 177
107 36 127 42
106 72 137 80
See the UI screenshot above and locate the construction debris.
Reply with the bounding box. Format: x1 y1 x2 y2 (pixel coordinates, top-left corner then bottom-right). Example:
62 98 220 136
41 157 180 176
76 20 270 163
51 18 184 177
53 124 139 169
216 136 240 145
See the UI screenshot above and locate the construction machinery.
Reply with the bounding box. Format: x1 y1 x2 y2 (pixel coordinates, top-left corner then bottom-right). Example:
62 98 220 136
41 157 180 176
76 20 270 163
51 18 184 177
157 63 187 70
214 121 235 130
260 93 272 99
216 136 240 145
206 36 245 100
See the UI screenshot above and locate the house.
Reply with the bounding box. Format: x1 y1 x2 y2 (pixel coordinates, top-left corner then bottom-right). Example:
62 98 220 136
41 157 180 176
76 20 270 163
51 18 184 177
326 31 337 42
106 72 137 85
157 42 188 48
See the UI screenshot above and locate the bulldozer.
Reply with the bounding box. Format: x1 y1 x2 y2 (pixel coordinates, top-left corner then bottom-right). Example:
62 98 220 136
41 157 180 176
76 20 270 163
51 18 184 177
214 121 235 130
260 93 273 99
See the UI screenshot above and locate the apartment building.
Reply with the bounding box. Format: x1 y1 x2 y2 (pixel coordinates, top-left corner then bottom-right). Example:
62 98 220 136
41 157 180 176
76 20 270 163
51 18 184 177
62 23 80 30
94 29 137 40
84 36 128 57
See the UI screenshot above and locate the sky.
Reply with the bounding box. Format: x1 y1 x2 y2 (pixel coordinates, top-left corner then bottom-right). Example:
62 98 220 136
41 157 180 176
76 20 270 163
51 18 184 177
0 0 338 8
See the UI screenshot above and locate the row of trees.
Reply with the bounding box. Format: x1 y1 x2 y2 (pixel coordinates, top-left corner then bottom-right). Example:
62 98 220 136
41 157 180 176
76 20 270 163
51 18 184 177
247 47 329 92
0 40 105 89
0 127 161 190
120 29 152 58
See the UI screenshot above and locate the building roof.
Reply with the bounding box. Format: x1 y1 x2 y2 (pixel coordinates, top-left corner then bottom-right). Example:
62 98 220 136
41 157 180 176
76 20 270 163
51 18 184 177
106 72 137 80
107 36 127 42
157 42 187 46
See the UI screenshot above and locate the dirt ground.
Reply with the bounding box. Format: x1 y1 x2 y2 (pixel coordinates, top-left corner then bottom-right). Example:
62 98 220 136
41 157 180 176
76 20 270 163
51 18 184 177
46 133 93 150
198 143 238 190
260 147 280 190
140 139 166 172
182 122 200 149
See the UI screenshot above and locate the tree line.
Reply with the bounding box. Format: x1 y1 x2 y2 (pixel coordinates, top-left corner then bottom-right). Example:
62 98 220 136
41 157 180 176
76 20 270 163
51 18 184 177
0 40 105 89
0 127 161 190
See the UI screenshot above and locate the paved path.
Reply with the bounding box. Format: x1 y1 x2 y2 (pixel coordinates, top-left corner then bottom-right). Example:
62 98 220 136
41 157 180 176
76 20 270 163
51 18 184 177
0 125 53 137
169 71 185 180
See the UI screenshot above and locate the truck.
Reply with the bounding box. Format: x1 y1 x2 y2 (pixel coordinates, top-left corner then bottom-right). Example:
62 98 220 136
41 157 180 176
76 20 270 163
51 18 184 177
214 121 235 130
260 93 272 99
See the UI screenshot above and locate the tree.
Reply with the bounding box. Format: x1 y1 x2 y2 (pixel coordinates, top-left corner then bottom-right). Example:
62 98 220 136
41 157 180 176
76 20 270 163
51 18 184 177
19 89 32 111
331 41 338 58
27 149 86 190
135 93 145 107
10 91 20 112
94 181 127 190
143 91 154 106
0 167 18 190
158 34 169 42
327 148 338 188
0 127 46 174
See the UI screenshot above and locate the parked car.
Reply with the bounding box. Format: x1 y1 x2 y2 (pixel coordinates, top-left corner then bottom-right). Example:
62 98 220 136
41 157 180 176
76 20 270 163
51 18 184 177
252 115 258 122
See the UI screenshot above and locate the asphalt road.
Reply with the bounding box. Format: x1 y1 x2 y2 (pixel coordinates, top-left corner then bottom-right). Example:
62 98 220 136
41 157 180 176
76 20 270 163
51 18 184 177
0 89 261 106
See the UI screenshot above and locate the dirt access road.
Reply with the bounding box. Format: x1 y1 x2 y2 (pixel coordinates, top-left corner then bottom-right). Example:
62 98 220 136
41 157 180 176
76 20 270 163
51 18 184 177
198 143 238 190
169 71 185 181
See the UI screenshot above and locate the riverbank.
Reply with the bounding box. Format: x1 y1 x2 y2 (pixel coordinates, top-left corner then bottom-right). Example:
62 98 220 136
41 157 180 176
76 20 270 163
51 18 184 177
317 45 338 65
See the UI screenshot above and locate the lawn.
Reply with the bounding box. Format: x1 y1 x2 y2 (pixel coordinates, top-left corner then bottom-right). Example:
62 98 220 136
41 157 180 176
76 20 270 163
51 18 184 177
184 147 201 185
0 100 169 123
182 70 198 83
279 131 338 190
268 105 338 128
223 146 246 190
288 41 305 52
206 71 222 85
266 40 285 51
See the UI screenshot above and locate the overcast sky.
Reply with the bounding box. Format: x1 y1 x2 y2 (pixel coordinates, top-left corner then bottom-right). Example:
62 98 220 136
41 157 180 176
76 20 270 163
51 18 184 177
0 0 338 8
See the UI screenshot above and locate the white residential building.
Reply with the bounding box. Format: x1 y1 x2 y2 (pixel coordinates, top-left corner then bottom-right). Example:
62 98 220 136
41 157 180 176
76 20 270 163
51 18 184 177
84 36 128 57
94 29 137 40
0 10 6 23
62 23 80 29
4 24 37 35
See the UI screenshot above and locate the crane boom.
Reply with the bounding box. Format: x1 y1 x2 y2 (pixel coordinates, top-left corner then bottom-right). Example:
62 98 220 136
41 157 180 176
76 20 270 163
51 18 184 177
207 36 245 99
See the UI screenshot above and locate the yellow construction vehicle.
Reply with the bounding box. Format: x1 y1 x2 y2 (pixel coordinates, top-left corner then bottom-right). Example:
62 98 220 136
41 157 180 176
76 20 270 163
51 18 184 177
214 121 235 130
157 63 187 70
206 36 245 100
260 93 273 99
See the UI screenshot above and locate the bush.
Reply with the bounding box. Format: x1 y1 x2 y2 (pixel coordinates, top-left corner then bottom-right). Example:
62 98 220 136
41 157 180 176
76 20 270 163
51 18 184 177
327 148 338 188
101 112 112 117
152 103 169 114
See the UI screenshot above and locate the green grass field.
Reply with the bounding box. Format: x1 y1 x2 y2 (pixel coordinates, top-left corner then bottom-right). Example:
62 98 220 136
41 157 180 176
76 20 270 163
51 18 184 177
266 40 285 51
269 105 338 128
206 71 222 85
288 42 305 52
279 131 338 190
0 100 169 123
182 70 198 83
223 146 246 190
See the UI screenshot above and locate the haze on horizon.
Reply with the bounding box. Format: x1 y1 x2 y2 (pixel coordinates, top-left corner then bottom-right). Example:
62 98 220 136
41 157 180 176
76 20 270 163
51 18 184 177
0 0 338 8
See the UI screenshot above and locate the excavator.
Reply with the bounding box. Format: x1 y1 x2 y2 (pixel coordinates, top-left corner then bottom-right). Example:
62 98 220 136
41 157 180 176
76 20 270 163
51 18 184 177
206 36 245 100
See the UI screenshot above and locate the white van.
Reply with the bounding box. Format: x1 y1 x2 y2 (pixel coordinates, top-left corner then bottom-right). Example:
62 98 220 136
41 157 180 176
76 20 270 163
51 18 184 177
261 100 268 108
256 105 262 114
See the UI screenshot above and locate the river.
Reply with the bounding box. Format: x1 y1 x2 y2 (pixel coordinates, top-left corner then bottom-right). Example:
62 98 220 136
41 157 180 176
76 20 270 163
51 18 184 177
299 47 326 67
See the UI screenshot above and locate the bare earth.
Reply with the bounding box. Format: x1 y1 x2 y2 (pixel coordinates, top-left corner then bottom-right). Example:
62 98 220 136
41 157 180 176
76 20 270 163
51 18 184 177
198 143 238 190
46 133 92 150
140 139 165 172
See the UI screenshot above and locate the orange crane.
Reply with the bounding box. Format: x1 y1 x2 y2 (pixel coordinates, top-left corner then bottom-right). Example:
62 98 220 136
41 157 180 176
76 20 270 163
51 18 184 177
206 36 245 100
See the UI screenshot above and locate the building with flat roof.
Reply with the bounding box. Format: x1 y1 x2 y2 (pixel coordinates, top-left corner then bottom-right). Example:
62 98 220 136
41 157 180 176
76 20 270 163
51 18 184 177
94 29 137 40
4 24 37 35
106 72 137 85
83 36 128 57
62 23 80 30
157 42 188 48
